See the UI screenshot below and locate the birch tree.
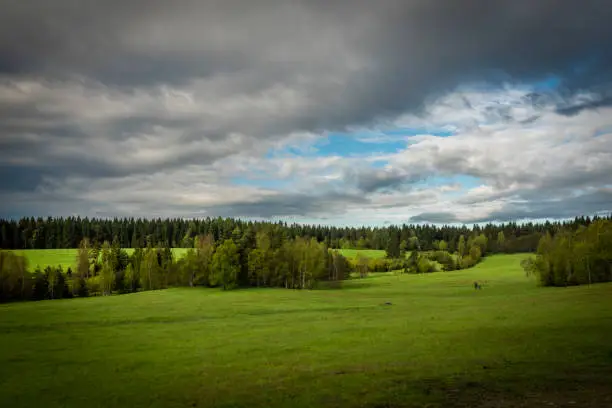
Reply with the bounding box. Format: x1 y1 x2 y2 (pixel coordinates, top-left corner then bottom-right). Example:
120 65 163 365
100 241 114 296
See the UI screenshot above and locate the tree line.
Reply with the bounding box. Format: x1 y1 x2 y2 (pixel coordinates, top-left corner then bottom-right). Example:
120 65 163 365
522 219 612 287
0 230 354 302
1 215 609 253
0 223 493 302
2 214 611 302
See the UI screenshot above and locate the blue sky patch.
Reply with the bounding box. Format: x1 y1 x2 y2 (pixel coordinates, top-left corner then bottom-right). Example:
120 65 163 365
266 127 455 159
380 128 454 137
315 133 406 156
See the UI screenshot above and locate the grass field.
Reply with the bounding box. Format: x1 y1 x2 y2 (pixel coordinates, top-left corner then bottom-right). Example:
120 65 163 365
337 248 386 259
1 254 612 408
9 248 191 270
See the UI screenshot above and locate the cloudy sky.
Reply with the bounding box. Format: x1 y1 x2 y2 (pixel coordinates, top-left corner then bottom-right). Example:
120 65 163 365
1 0 611 225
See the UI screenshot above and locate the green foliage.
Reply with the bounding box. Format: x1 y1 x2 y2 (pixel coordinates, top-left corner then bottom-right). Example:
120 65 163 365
3 215 606 257
0 251 31 302
46 266 58 299
458 235 466 257
247 248 267 286
469 245 482 262
525 220 612 286
497 231 506 251
408 235 419 250
31 268 48 300
328 250 350 285
139 246 161 291
123 263 137 293
399 239 408 257
355 255 369 278
211 239 240 290
416 255 437 273
461 255 476 269
185 234 214 287
438 240 448 251
76 275 89 297
99 241 115 296
355 237 368 249
427 250 457 271
469 233 488 256
385 227 401 258
77 238 90 282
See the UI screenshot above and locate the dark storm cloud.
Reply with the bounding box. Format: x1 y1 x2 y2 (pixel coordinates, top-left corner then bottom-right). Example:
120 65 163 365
3 0 612 113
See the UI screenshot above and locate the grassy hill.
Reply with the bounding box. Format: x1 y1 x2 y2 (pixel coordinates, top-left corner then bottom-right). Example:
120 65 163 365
1 254 611 408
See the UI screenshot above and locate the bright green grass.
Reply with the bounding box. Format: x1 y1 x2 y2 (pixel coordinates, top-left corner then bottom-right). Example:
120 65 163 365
337 248 386 259
1 254 612 408
9 248 190 270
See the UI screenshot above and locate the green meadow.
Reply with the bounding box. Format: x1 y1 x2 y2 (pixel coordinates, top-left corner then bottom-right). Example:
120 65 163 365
1 254 611 407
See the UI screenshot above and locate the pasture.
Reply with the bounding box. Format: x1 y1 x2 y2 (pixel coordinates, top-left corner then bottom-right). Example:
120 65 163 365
1 254 611 408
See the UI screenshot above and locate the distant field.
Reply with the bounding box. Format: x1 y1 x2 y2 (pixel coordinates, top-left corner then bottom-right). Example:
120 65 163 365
337 248 386 259
9 249 81 270
2 254 612 408
8 248 190 270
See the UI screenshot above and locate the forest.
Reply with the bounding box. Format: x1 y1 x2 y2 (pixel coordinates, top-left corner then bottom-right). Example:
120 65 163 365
2 215 609 252
1 215 611 303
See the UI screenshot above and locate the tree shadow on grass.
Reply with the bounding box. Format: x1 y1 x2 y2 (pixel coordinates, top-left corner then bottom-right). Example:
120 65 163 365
362 366 612 408
316 281 380 291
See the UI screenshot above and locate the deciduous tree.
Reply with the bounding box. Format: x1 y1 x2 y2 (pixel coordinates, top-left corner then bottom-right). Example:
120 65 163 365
211 239 240 290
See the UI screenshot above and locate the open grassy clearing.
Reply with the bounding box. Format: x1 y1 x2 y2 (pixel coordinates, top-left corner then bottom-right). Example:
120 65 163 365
9 248 191 270
1 254 611 408
337 248 387 259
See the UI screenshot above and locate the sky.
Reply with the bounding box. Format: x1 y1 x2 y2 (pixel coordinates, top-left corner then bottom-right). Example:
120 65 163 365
1 0 612 225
